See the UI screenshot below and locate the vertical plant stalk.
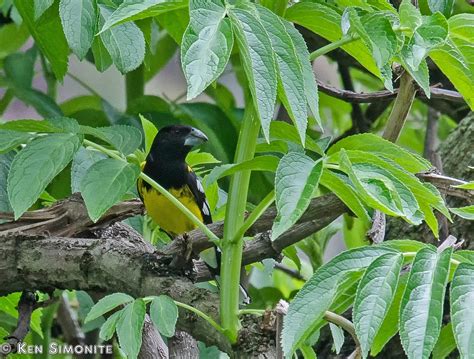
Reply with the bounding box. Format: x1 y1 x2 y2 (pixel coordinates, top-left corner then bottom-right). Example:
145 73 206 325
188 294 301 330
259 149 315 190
382 71 416 142
220 104 260 342
125 65 145 109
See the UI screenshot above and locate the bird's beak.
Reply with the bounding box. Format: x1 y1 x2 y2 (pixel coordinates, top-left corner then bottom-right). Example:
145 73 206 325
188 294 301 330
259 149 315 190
184 127 208 147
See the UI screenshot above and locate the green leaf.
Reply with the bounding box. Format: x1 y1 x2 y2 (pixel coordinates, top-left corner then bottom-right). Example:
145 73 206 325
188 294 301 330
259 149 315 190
91 36 113 72
449 205 474 220
116 299 146 359
229 6 277 141
11 88 63 118
0 152 14 212
257 5 308 143
454 181 474 190
0 119 65 133
7 133 81 218
205 155 279 185
450 263 474 359
181 0 233 100
0 130 32 154
354 252 403 358
98 5 145 74
155 6 189 44
59 0 97 60
80 158 140 222
329 323 344 354
432 323 456 359
14 0 69 80
286 2 380 79
371 274 408 356
380 239 428 253
71 147 107 193
150 295 178 338
399 0 422 30
99 0 187 33
402 12 448 71
347 10 397 90
81 125 142 155
139 114 158 154
419 0 454 17
3 49 36 88
399 247 452 359
99 310 122 341
0 22 30 59
430 14 474 110
85 293 134 323
267 121 323 155
272 153 323 240
327 133 431 173
34 0 54 20
320 169 370 222
300 345 317 359
282 246 397 357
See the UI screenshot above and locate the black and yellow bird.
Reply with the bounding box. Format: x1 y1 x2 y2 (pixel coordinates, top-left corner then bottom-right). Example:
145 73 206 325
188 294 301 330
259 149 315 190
137 125 212 237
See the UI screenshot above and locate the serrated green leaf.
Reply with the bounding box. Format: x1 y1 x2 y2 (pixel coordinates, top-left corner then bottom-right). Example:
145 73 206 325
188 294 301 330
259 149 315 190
139 114 158 154
7 133 81 218
85 293 134 323
98 5 145 74
81 158 140 222
399 0 422 30
229 6 277 141
116 299 146 359
205 155 279 184
34 0 54 20
272 153 323 240
449 205 474 220
432 323 456 359
402 12 448 71
59 0 97 60
450 263 474 359
327 133 431 173
99 310 122 341
71 147 107 193
0 130 32 153
285 2 380 79
99 0 186 34
0 152 14 212
339 151 404 217
354 252 403 358
282 246 397 357
257 5 308 144
268 121 323 155
0 119 64 133
419 0 454 17
320 169 370 222
81 125 142 155
399 247 452 359
150 295 178 337
370 274 408 356
181 0 233 100
348 10 397 90
14 0 69 80
430 14 474 109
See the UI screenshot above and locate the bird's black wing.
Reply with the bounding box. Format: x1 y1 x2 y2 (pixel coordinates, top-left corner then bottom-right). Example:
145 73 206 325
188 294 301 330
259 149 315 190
186 168 212 225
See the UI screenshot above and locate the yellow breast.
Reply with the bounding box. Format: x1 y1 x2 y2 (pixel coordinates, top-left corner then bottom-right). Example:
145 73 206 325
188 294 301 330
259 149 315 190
138 179 203 237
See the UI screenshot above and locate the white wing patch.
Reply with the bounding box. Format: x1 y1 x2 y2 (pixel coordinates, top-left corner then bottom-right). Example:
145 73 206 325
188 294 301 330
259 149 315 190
196 178 205 194
202 199 211 216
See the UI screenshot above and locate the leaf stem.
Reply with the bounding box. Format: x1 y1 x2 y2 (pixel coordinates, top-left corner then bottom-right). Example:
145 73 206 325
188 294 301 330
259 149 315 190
234 190 275 241
309 35 358 61
238 309 265 316
83 139 220 243
220 104 260 342
323 310 360 348
174 300 225 334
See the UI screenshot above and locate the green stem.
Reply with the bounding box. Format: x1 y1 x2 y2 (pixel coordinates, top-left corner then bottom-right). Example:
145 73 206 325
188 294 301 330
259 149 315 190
234 190 275 241
125 65 144 109
220 104 260 342
83 139 220 243
174 300 225 334
309 35 358 61
40 54 57 99
238 309 265 316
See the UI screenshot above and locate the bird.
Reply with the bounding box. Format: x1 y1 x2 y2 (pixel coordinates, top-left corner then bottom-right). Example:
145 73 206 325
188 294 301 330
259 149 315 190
137 124 212 237
137 124 249 303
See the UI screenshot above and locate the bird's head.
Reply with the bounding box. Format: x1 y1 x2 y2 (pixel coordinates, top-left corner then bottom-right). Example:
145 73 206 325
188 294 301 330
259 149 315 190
148 125 208 162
